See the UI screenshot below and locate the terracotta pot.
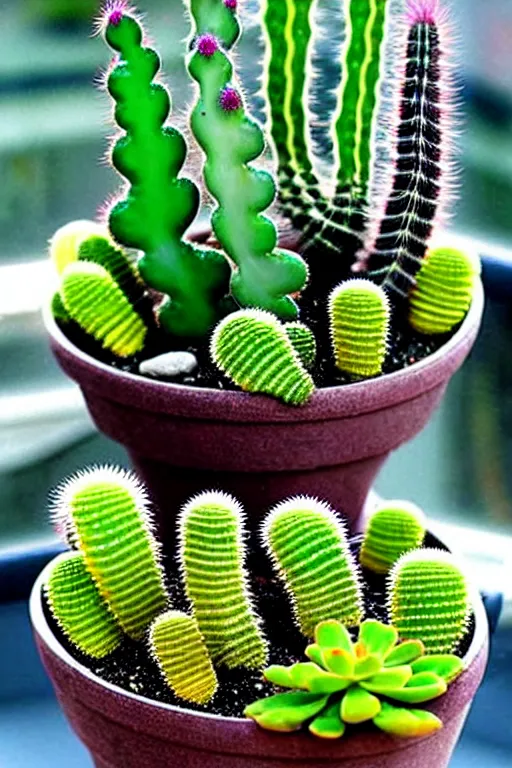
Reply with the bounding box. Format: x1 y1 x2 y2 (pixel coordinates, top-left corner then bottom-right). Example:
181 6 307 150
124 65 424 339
30 562 489 768
44 282 484 543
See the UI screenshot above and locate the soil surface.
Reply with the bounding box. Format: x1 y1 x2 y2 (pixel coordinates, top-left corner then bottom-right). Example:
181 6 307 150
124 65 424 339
43 534 474 719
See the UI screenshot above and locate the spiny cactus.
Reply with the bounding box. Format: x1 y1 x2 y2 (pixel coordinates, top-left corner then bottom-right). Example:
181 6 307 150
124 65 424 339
102 5 230 337
52 466 168 640
49 219 110 275
45 552 122 658
211 309 315 406
150 610 218 705
409 246 481 335
388 548 472 654
60 261 147 358
329 279 390 378
51 290 71 325
245 618 463 738
77 235 146 309
189 0 240 49
357 0 456 296
360 500 426 574
262 497 364 637
188 19 308 320
178 491 268 669
284 322 317 370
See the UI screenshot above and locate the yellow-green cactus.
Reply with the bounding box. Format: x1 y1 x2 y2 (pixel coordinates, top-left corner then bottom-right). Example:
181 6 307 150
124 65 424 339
60 261 147 358
77 235 145 309
211 309 315 406
45 552 121 658
329 279 390 378
284 322 317 370
49 219 110 275
409 246 481 335
262 497 364 637
150 610 218 705
360 501 426 574
388 549 472 654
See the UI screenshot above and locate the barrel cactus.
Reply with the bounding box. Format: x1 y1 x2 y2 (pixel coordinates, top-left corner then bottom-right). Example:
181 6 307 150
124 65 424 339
360 501 426 574
49 219 110 275
284 322 317 370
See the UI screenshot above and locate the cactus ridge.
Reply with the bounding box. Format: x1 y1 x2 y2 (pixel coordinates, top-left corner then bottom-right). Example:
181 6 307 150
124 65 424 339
284 322 317 370
388 548 471 654
45 552 122 658
211 309 315 406
409 247 480 335
360 501 426 574
150 610 218 704
179 491 268 669
53 466 168 640
61 261 147 358
329 279 390 378
49 219 110 275
78 235 145 309
262 497 364 637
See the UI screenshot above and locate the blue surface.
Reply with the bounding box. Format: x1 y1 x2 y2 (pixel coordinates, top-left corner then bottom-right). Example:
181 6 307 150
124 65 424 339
0 599 511 767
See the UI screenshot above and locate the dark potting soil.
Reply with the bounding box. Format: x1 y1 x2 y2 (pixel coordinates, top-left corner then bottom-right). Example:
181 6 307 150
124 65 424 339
43 534 475 719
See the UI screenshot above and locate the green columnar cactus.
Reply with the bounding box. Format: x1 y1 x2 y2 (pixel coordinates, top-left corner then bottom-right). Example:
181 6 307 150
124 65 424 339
45 552 122 658
284 322 317 370
54 466 168 640
60 262 148 358
329 279 390 378
333 0 390 203
409 246 480 335
51 291 71 324
150 610 218 704
49 219 110 275
103 6 230 337
188 27 308 320
178 491 268 668
245 618 463 738
360 501 426 574
389 549 472 654
189 0 240 49
211 309 315 406
262 497 364 637
78 235 146 309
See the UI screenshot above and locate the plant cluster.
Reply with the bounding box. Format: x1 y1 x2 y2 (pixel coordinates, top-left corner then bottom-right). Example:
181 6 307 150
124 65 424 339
49 0 481 404
45 471 472 740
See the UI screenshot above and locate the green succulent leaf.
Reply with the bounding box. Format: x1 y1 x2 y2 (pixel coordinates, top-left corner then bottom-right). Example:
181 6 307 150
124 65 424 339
309 700 346 739
316 620 354 654
360 665 412 694
385 640 425 667
411 654 464 683
245 692 329 733
373 702 443 738
305 643 325 667
321 648 354 677
264 665 295 689
352 654 382 680
385 672 447 704
288 662 350 695
341 686 382 724
357 619 398 658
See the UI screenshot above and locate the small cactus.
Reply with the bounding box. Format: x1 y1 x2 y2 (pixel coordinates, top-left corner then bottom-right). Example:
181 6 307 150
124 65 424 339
150 610 218 705
49 219 110 275
45 552 121 658
329 280 390 378
178 491 268 669
51 290 71 325
284 322 317 370
245 618 463 739
52 466 168 640
262 497 364 637
360 501 426 574
77 235 145 309
211 309 315 406
409 246 481 335
388 549 472 654
60 261 147 358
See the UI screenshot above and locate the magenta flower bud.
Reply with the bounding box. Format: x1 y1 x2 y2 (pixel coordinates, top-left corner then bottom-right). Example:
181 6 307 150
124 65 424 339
220 86 242 112
224 0 238 10
197 34 219 58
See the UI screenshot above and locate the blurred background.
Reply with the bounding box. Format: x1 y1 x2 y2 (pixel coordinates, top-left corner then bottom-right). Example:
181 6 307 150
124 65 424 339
0 1 511 765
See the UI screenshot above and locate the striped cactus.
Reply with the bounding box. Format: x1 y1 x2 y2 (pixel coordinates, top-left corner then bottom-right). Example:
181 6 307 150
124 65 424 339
360 501 426 573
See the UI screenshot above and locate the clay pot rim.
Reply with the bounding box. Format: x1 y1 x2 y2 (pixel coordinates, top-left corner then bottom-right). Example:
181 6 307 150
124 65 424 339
43 280 485 423
30 551 488 728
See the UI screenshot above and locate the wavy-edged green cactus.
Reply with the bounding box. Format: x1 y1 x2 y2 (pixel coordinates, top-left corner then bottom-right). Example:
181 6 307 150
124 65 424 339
49 219 111 276
45 552 122 658
211 309 315 406
150 610 218 704
360 500 426 574
246 618 463 738
329 279 390 378
388 549 472 654
52 466 168 640
284 322 317 370
262 497 364 637
189 0 240 49
178 491 268 669
51 290 71 325
77 235 145 309
188 26 308 320
60 261 147 358
102 6 230 337
409 246 481 335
